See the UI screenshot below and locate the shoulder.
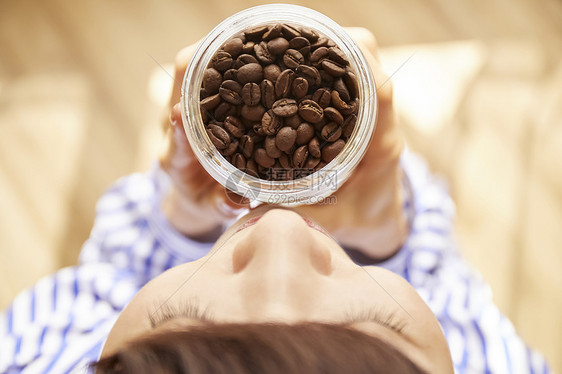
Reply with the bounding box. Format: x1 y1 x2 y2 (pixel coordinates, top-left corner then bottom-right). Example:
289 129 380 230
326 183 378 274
0 263 139 373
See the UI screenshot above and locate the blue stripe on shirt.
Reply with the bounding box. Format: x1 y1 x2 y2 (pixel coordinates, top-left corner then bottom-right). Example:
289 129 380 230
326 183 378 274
6 306 13 334
42 316 74 373
472 319 490 373
14 335 22 355
502 336 512 374
30 287 36 323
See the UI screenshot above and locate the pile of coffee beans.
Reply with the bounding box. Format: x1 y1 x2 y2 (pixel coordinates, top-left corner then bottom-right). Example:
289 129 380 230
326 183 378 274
199 23 359 181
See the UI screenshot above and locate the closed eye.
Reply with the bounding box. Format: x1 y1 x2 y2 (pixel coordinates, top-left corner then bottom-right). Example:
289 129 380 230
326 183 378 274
148 300 213 328
342 306 407 334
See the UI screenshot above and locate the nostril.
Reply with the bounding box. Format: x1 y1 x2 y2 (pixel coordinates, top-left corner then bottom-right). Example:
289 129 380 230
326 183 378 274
310 244 333 276
232 243 254 273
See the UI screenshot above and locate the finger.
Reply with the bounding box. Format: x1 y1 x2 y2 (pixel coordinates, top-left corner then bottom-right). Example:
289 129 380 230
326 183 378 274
344 27 380 62
343 27 392 105
169 102 195 159
169 42 200 109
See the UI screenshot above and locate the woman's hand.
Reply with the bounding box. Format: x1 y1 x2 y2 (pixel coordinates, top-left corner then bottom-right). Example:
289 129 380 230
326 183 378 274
160 44 249 242
295 28 408 261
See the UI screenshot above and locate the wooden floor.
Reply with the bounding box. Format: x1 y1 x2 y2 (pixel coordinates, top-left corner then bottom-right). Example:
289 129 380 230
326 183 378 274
1 0 561 370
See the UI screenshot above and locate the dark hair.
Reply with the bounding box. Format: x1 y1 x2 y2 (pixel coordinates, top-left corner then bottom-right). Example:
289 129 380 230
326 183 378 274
93 322 425 373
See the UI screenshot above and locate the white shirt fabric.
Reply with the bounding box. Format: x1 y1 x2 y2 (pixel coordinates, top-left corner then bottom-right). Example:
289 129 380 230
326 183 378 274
0 151 550 373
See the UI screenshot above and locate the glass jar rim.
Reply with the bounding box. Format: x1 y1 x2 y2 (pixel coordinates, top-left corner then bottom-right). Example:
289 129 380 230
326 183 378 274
181 4 377 206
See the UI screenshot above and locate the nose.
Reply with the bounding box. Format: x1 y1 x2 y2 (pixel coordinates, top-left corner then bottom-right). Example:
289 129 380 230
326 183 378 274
232 209 333 319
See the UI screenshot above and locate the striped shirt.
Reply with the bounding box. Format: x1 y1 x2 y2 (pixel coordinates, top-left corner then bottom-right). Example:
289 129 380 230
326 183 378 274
0 151 550 373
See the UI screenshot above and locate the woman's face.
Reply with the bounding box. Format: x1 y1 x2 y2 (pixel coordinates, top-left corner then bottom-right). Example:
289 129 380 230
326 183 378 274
102 206 453 373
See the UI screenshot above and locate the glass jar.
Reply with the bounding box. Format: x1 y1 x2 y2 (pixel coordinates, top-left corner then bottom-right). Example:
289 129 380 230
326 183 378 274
180 4 377 206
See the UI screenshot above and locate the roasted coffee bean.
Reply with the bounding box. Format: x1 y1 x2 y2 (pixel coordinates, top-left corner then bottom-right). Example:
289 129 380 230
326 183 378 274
222 140 238 156
296 65 321 87
342 113 357 138
340 98 358 116
235 54 259 68
324 107 344 125
262 24 283 41
242 41 255 54
265 136 283 158
203 68 222 94
241 83 261 106
305 157 321 169
223 38 243 58
275 126 297 152
330 90 348 111
264 64 282 82
219 80 243 104
308 137 321 158
282 24 301 39
239 135 254 158
328 47 349 66
241 104 266 122
298 99 324 123
237 63 263 84
272 98 298 117
289 37 311 56
255 41 275 64
201 108 210 124
278 153 291 169
241 118 255 130
255 148 275 168
200 88 209 100
311 36 329 49
245 159 259 177
215 102 236 121
207 124 231 150
321 122 342 142
310 47 329 65
333 78 351 101
296 122 315 145
232 153 246 169
267 37 290 55
257 164 268 177
299 27 319 42
343 71 359 100
201 23 359 181
261 109 282 135
200 93 221 111
260 79 275 108
293 145 309 168
283 49 304 69
284 114 301 129
275 69 295 98
223 69 237 81
319 70 335 86
311 88 331 108
252 123 266 137
321 59 346 77
212 51 233 71
313 117 326 132
245 25 268 40
321 139 345 163
314 161 327 171
224 116 245 138
292 77 308 99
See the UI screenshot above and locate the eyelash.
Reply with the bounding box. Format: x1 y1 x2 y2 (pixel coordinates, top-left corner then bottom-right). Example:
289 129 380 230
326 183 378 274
343 307 407 334
148 300 212 328
149 302 406 334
